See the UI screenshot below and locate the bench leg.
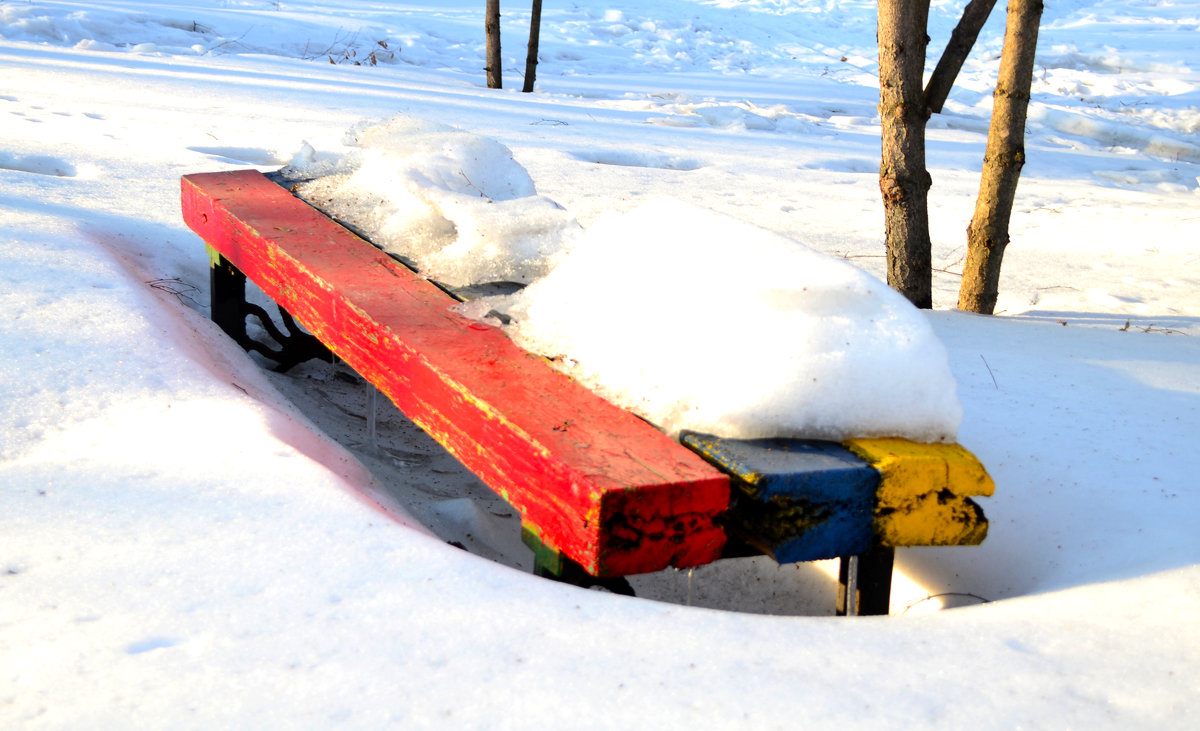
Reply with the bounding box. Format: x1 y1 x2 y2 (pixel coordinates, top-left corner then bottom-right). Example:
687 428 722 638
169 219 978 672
836 545 895 616
521 526 635 596
208 247 332 372
210 246 249 345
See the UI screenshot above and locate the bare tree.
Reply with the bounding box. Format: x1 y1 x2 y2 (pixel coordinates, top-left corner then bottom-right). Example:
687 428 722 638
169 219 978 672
925 0 999 115
523 0 543 93
486 0 502 89
876 0 1040 312
958 0 1044 313
877 0 934 309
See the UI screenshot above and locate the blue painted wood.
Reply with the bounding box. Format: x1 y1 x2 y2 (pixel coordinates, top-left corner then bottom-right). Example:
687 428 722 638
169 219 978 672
680 433 879 563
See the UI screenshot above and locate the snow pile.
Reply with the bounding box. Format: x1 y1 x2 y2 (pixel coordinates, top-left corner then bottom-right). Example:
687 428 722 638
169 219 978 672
286 116 579 287
480 199 962 442
296 118 960 442
298 117 962 442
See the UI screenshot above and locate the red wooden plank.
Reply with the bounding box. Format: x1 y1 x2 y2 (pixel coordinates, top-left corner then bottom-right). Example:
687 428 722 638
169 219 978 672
182 170 729 576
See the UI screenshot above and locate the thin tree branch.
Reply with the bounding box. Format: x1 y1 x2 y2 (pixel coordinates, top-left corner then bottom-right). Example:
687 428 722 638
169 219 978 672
523 0 543 93
924 0 999 114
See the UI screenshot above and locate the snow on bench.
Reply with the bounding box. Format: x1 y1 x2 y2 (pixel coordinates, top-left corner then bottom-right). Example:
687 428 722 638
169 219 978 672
181 168 992 615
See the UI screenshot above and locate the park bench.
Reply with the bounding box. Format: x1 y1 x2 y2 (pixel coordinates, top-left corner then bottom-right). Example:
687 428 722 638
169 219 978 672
181 169 993 615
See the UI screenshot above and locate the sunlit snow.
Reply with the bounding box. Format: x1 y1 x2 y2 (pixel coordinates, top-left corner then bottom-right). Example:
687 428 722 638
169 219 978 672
486 198 962 441
2 0 1198 727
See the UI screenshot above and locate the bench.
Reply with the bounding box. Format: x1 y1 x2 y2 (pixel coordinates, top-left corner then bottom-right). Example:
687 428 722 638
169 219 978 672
181 169 993 615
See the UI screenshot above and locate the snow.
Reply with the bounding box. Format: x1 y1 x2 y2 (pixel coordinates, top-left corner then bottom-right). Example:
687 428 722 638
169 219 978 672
293 118 962 442
287 115 580 287
2 0 1199 726
479 197 962 441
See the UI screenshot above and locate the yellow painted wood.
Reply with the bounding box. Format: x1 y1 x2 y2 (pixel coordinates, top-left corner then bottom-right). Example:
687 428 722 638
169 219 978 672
843 438 994 547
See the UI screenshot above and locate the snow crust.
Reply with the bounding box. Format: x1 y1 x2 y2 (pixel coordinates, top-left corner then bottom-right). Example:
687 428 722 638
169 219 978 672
488 198 961 441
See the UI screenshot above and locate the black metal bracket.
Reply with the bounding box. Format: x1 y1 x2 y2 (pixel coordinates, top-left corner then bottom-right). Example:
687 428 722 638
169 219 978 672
209 248 332 372
836 544 895 616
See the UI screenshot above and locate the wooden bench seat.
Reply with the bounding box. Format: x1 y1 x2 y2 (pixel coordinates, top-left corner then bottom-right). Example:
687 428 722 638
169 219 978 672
181 169 993 615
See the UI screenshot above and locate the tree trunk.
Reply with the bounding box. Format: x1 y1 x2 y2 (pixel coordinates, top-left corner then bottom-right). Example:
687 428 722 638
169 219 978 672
924 0 999 114
486 0 502 89
958 0 1043 314
523 0 543 93
877 0 933 309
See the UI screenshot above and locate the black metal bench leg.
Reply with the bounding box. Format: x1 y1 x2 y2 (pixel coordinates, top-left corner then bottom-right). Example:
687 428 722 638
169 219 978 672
208 246 332 372
210 245 249 345
837 545 895 616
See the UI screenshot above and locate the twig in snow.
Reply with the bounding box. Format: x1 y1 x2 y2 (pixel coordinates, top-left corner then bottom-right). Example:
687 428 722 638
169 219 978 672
147 277 201 306
980 354 998 388
1121 320 1188 336
901 592 991 614
933 267 963 277
209 27 255 54
458 171 488 198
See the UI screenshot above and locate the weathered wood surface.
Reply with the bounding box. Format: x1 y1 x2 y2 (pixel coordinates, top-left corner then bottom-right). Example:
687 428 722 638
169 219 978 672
681 433 877 563
845 438 994 546
182 169 730 577
684 433 993 558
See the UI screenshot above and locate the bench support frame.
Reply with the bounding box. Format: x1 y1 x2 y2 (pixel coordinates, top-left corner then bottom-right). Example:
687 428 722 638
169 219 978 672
837 545 896 616
210 247 330 372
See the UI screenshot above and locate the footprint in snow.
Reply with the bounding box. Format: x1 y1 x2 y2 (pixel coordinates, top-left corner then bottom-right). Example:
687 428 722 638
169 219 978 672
126 636 178 655
571 149 704 171
647 102 816 135
0 151 77 177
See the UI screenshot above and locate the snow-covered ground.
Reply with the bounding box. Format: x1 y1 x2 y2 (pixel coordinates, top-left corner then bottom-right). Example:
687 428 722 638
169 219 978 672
2 0 1198 726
